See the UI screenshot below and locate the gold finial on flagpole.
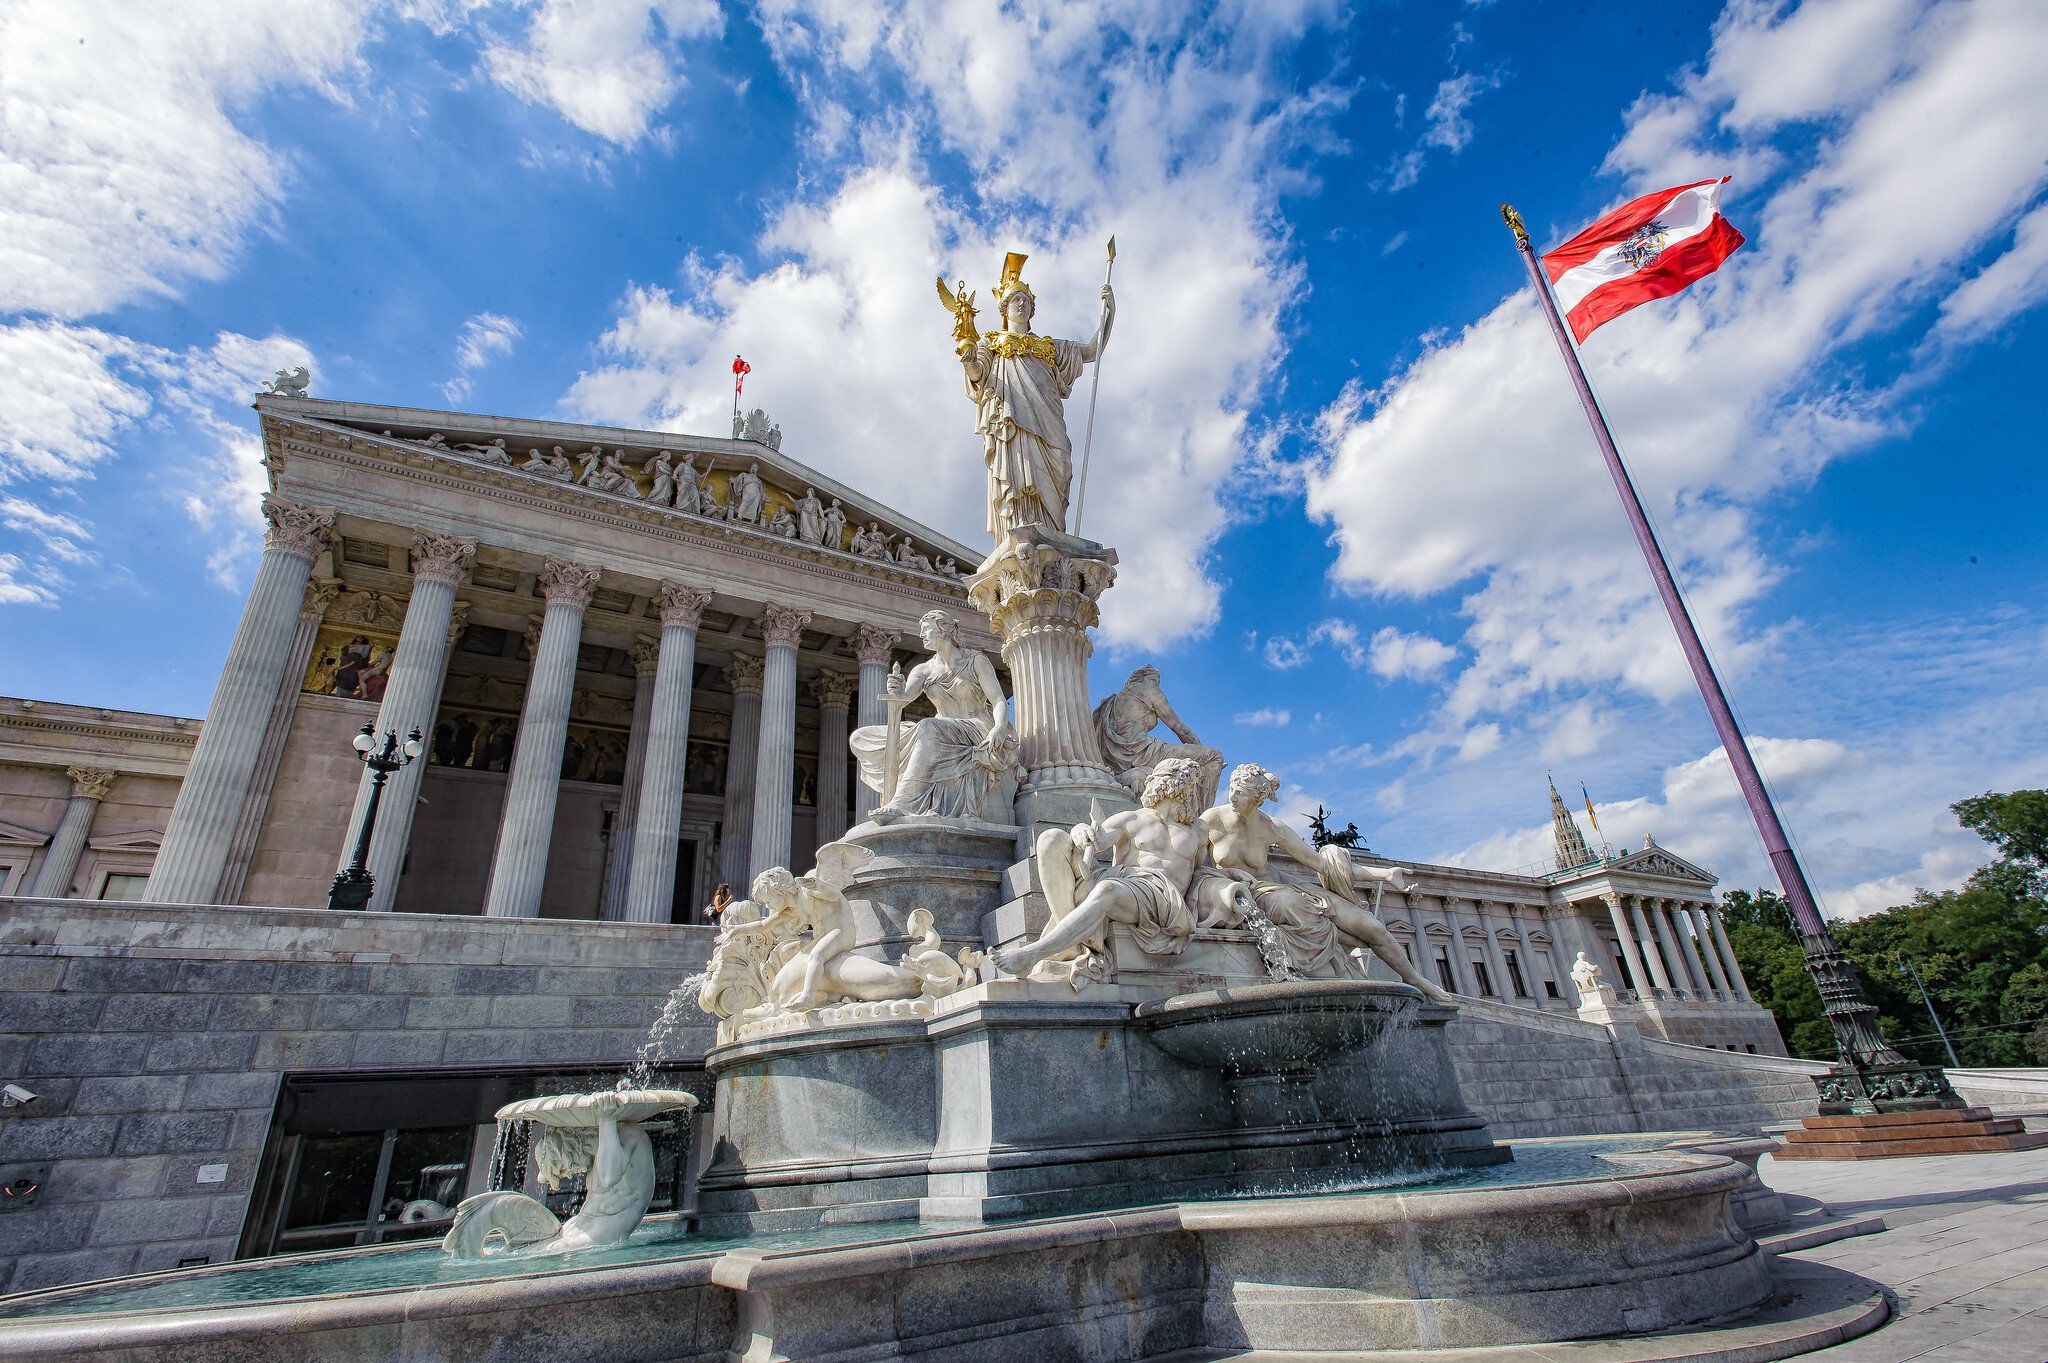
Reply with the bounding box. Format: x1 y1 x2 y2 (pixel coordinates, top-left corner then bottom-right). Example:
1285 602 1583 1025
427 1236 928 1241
1501 203 1531 251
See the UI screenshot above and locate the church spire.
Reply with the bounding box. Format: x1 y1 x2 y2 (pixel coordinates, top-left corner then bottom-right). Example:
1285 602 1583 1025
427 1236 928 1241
1550 777 1593 871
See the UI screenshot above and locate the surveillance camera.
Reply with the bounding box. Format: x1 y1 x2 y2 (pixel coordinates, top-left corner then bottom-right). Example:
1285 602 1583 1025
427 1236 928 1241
2 1084 36 1108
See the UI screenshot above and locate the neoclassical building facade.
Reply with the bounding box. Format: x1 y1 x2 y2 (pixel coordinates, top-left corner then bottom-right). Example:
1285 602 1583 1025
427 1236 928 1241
62 396 991 924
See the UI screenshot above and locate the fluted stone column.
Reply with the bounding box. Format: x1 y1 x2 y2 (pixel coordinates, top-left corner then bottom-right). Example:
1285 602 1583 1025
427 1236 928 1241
147 495 333 904
1433 898 1469 993
1708 906 1753 1000
482 558 601 918
27 768 117 898
339 530 475 912
622 585 712 925
716 654 765 892
851 626 899 825
1475 901 1514 999
600 638 662 921
1686 903 1733 997
1627 895 1676 995
1602 894 1654 997
218 576 342 904
750 605 811 879
811 672 856 846
1646 898 1695 997
1663 899 1709 993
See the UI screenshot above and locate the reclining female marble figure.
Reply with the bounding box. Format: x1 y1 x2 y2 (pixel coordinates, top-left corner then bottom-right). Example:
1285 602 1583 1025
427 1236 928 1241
1195 763 1453 1001
996 757 1207 978
850 609 1020 825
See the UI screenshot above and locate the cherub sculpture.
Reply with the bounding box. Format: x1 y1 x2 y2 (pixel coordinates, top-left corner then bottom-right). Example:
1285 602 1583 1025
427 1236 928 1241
697 844 979 1033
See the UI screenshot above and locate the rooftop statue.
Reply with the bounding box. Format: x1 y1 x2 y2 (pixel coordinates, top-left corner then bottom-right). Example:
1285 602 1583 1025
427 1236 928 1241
940 253 1113 551
260 365 310 398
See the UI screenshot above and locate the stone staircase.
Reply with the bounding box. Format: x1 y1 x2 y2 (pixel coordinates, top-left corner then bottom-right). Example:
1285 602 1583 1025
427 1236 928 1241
1775 1105 2048 1159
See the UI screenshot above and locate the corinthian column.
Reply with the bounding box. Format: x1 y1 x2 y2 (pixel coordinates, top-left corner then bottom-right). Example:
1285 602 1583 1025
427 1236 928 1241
341 530 475 912
1628 895 1676 995
219 575 341 903
27 768 117 898
623 584 712 924
482 557 601 918
811 671 856 846
1601 893 1653 997
1709 905 1753 1000
851 625 899 825
147 495 334 904
716 653 765 892
749 604 811 879
1686 903 1733 997
600 637 662 920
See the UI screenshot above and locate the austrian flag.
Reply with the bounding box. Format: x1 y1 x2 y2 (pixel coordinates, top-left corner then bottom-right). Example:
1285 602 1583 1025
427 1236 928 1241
1541 177 1745 342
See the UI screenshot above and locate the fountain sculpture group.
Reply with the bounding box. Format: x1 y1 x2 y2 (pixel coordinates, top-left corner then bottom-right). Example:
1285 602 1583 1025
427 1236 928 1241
0 255 1884 1363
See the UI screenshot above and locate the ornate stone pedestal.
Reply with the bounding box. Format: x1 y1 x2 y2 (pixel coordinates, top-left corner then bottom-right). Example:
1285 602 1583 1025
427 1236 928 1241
967 529 1133 839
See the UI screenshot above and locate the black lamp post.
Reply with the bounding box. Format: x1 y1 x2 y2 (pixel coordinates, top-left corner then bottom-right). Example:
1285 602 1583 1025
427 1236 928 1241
327 722 422 912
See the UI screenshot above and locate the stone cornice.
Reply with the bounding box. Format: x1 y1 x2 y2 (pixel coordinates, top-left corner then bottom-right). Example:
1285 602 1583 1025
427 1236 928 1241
264 416 983 614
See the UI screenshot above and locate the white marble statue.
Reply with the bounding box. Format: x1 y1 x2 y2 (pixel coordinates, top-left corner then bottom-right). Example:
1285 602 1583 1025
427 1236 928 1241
454 436 513 465
698 478 726 520
796 487 826 544
522 446 576 482
648 452 675 506
821 497 847 549
941 253 1113 548
728 463 765 524
894 537 934 573
1095 666 1223 807
996 757 1207 980
1194 764 1451 1000
1570 951 1613 1005
849 610 1018 825
697 846 980 1032
674 453 702 515
768 506 798 539
442 1088 696 1258
854 522 892 560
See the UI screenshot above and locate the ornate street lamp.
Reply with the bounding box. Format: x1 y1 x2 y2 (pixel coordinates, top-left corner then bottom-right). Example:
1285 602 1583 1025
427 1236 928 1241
327 723 422 912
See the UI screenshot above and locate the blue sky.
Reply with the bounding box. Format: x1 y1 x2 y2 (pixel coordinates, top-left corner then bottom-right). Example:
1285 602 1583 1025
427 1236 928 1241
4 0 2045 916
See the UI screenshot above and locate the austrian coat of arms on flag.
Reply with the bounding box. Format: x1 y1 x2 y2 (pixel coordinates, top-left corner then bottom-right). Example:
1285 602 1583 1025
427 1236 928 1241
1541 177 1745 341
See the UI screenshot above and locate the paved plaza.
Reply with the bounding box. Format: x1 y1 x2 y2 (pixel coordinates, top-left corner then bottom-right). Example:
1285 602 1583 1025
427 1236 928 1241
1770 1134 2048 1362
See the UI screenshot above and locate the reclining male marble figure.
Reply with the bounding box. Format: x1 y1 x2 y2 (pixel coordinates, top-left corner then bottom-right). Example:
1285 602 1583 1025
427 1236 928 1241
996 757 1208 978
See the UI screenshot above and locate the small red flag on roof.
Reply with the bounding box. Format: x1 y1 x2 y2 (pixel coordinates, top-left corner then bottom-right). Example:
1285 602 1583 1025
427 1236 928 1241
1541 177 1745 342
731 355 751 395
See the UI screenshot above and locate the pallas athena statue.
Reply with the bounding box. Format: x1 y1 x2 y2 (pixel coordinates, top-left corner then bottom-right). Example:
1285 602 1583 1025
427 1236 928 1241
938 252 1114 549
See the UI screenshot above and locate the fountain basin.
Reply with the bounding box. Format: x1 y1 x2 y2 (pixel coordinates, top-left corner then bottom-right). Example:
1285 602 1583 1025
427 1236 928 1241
1135 978 1427 1072
0 1144 1825 1362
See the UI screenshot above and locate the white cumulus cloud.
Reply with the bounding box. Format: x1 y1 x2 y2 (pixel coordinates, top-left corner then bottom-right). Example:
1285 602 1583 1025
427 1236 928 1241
482 0 722 146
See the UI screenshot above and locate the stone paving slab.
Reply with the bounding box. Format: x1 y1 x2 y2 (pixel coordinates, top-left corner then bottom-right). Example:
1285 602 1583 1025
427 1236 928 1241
1768 1139 2048 1361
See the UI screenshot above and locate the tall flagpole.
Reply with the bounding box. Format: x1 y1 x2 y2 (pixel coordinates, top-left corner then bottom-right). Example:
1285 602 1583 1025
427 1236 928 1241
1071 237 1116 537
1502 204 1955 1114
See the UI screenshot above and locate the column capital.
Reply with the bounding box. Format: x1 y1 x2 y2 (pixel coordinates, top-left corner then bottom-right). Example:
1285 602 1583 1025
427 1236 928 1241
629 637 662 677
760 603 812 651
66 767 117 802
726 653 766 695
657 582 713 629
811 670 858 710
852 624 901 666
300 576 344 621
446 599 471 646
411 529 478 587
539 557 602 608
261 494 335 562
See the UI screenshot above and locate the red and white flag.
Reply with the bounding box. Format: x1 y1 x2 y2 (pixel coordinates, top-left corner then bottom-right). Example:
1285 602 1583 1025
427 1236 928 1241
732 355 751 395
1541 177 1745 342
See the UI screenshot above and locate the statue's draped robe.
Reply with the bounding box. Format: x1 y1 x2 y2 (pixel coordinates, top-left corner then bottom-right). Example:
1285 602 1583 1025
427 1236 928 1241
967 336 1087 538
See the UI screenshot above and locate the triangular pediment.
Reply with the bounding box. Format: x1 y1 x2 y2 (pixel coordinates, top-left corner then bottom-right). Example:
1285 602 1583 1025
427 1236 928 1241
0 818 50 850
1610 846 1716 885
88 829 163 852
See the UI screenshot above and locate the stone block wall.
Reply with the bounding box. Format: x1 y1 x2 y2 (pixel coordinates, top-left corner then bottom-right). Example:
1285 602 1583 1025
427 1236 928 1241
1446 998 1824 1140
237 695 374 910
0 897 713 1294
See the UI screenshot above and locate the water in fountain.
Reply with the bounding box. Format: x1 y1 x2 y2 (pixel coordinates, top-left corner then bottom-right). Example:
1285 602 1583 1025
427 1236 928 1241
626 971 707 1087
